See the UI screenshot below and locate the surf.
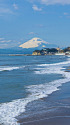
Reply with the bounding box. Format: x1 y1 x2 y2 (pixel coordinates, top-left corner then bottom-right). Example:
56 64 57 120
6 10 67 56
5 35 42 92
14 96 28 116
0 56 70 125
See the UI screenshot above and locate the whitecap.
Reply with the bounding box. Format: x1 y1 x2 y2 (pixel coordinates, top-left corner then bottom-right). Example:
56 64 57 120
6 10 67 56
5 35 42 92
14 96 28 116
0 66 25 72
0 58 70 125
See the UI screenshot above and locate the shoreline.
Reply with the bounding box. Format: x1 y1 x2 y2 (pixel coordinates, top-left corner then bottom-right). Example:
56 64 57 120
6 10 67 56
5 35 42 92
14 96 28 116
0 55 70 125
18 81 70 125
20 117 70 125
0 53 70 56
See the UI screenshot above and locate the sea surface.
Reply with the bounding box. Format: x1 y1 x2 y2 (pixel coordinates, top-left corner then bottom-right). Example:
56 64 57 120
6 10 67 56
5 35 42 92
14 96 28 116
0 55 70 125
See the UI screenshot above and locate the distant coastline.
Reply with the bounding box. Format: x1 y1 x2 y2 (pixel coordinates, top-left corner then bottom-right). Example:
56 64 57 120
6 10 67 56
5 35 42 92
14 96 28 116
0 46 70 56
32 47 70 56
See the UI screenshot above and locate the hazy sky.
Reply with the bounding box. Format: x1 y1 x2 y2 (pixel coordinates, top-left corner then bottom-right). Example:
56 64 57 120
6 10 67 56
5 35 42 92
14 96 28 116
0 0 70 48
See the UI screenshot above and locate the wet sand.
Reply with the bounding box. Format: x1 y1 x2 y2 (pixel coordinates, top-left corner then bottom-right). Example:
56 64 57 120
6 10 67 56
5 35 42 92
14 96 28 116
20 117 70 125
18 98 70 125
17 79 70 125
18 65 70 125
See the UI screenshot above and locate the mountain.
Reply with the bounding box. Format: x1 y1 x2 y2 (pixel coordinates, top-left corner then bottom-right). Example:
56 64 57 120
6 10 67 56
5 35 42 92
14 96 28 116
19 37 48 49
0 38 57 54
19 37 57 54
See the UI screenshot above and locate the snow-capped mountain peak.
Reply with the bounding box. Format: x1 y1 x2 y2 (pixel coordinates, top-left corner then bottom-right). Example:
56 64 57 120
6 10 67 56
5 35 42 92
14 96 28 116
19 37 48 49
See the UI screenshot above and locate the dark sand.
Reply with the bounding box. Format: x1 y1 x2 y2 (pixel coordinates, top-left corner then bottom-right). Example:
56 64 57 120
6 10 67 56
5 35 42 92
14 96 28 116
17 80 70 125
18 103 70 125
20 117 70 125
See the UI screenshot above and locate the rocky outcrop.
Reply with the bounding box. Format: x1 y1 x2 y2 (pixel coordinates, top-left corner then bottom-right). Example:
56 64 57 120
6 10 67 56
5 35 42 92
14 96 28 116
32 50 41 55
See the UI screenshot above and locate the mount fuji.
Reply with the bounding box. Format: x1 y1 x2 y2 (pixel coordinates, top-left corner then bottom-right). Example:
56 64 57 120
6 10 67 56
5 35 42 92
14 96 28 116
19 37 57 54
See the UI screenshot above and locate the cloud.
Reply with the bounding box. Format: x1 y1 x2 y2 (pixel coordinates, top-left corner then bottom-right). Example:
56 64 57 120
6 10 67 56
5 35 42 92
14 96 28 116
63 12 70 18
38 24 45 28
0 38 20 48
0 38 4 40
28 32 35 35
13 4 18 10
29 0 70 5
0 7 13 14
41 0 70 5
28 32 38 35
0 38 12 43
0 40 11 43
32 5 42 11
0 43 8 48
64 12 69 15
0 2 15 16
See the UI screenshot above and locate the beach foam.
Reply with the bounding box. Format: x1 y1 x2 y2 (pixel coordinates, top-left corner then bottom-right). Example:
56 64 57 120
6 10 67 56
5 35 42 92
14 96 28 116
0 58 70 125
37 58 70 67
35 58 70 77
0 66 25 72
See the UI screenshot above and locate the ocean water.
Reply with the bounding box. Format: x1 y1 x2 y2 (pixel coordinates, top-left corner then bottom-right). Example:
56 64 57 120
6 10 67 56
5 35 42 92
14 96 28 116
0 55 70 125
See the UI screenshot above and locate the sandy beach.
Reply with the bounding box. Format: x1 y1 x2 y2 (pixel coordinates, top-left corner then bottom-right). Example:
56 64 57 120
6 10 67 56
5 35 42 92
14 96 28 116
18 80 70 125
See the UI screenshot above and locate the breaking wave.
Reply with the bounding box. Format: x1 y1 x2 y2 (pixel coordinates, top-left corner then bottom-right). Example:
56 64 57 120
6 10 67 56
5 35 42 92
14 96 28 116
0 58 70 125
0 66 25 71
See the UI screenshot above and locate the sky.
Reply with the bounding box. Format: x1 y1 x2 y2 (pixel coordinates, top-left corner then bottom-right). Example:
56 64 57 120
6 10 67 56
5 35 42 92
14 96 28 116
0 0 70 48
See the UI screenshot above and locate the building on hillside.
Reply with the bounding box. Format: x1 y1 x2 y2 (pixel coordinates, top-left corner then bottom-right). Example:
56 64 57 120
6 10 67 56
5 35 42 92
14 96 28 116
65 51 70 55
56 47 60 52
